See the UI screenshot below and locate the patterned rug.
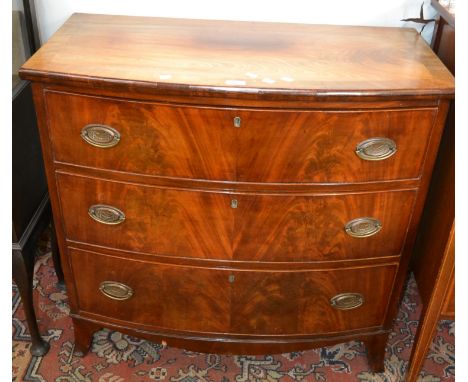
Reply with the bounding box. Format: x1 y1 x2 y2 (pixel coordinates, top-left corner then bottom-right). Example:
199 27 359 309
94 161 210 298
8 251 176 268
13 231 454 381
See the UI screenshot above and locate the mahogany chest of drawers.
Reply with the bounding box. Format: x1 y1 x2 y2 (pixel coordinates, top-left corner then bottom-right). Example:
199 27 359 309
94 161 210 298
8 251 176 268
20 13 454 372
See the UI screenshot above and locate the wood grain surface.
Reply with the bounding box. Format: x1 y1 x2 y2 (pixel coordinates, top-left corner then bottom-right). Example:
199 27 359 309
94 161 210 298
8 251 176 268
46 91 437 183
20 13 454 98
231 191 416 261
20 13 454 364
57 172 416 262
234 106 436 183
46 91 236 181
70 248 397 335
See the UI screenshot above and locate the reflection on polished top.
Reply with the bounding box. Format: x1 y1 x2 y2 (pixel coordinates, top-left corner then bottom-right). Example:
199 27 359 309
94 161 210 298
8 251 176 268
20 13 454 97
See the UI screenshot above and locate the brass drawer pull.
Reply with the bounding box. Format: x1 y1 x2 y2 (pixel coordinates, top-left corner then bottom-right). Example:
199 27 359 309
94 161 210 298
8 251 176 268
99 281 134 300
89 204 126 225
330 293 364 310
345 217 382 238
81 124 121 148
356 137 397 161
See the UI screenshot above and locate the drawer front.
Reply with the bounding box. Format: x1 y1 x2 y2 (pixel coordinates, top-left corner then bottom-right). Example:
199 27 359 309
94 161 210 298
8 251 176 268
57 173 415 261
232 191 416 261
46 91 436 183
57 173 234 260
70 248 397 335
236 108 436 183
45 91 237 180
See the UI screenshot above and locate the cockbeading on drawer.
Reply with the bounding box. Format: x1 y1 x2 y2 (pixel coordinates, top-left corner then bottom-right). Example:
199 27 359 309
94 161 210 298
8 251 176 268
46 91 437 183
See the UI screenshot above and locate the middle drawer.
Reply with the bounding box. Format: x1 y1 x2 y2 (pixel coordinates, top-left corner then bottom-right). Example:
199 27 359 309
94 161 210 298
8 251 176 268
57 173 416 262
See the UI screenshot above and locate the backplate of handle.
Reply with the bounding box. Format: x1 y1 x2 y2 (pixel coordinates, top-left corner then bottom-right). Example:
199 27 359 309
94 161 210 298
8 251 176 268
330 293 364 310
88 204 126 225
355 137 397 161
99 281 134 300
81 124 121 148
344 217 382 238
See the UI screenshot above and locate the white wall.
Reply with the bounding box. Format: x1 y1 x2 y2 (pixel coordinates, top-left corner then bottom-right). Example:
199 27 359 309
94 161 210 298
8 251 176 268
34 0 437 45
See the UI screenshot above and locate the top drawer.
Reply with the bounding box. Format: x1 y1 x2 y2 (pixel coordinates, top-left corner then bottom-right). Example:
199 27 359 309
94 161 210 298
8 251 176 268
45 91 437 183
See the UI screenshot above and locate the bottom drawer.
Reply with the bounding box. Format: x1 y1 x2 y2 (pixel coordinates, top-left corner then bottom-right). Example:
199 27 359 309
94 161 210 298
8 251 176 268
70 248 397 336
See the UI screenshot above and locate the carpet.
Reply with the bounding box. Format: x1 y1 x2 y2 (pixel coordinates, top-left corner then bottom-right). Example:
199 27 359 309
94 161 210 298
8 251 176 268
12 232 454 381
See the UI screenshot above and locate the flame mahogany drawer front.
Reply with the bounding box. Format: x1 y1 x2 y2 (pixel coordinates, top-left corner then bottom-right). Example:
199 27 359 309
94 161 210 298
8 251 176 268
70 248 397 336
20 14 454 364
57 172 416 262
45 91 437 183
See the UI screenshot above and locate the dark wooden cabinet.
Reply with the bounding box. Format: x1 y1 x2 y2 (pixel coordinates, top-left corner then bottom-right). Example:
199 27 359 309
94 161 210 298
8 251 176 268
12 79 51 356
12 1 64 356
20 14 454 371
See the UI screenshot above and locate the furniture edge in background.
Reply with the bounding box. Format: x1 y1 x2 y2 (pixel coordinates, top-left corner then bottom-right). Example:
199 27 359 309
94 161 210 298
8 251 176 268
406 2 455 380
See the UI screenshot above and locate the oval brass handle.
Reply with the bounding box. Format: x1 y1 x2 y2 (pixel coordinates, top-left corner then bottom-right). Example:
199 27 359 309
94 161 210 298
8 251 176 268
345 217 382 238
330 293 364 310
81 124 121 148
355 138 397 161
88 204 126 225
99 281 134 300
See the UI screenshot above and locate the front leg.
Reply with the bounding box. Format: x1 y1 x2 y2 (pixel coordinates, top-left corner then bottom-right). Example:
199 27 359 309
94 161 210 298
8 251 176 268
363 333 388 373
72 318 98 356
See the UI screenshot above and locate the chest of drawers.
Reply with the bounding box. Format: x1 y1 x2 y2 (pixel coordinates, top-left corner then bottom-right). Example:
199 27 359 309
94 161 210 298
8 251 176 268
20 13 454 372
